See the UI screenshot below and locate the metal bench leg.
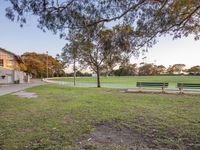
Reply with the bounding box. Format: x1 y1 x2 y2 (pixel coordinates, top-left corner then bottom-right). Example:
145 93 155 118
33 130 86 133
181 88 184 94
179 88 183 94
162 87 165 93
139 83 142 92
139 86 142 92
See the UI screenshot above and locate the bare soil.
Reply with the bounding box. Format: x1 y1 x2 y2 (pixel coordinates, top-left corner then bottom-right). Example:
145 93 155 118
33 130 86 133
76 119 198 150
77 122 149 150
12 91 38 98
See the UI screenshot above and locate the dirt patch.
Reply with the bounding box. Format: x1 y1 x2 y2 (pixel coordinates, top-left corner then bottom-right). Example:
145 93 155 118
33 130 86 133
77 123 147 150
76 119 195 150
12 91 38 99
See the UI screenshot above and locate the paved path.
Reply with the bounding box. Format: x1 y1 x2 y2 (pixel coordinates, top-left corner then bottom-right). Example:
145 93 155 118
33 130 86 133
126 88 200 95
43 78 130 88
0 79 47 96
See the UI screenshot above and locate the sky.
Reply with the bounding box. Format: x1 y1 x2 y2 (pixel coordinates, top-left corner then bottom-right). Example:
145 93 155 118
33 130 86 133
0 2 200 69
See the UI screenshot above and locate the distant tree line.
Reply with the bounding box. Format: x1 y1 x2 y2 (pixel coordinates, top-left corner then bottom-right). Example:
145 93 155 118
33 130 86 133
112 63 200 76
64 63 200 77
65 71 91 77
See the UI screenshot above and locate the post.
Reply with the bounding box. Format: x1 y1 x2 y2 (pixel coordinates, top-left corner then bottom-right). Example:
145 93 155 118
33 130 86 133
162 83 165 93
139 82 142 92
73 58 76 86
46 51 48 78
96 67 101 88
162 87 164 93
178 83 183 94
180 83 183 94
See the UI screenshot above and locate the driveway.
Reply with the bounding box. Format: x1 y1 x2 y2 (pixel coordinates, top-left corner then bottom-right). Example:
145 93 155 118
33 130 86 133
0 79 47 96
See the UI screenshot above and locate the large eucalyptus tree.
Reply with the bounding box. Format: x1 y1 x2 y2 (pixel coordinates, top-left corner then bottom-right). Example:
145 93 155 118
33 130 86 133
4 0 199 42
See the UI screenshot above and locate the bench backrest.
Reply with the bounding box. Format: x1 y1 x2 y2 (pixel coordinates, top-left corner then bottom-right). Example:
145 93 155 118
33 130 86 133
177 83 200 89
136 82 169 88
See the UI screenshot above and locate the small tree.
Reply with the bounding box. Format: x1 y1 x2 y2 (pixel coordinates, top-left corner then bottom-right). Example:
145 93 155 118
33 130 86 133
156 65 166 75
167 64 186 74
114 63 138 76
139 64 157 75
188 66 200 75
74 25 133 87
62 31 81 86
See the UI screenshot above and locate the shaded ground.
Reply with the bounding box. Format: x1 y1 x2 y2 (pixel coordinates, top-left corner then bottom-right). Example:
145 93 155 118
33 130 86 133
0 85 200 150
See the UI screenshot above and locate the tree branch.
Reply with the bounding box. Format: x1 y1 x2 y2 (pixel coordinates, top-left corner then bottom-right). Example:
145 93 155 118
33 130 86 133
86 0 146 27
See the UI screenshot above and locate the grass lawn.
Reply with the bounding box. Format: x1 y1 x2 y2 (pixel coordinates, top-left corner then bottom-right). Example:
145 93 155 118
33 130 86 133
0 84 200 150
51 76 200 88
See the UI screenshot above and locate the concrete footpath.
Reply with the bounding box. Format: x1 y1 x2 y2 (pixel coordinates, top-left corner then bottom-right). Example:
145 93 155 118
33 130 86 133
0 79 47 96
126 88 200 95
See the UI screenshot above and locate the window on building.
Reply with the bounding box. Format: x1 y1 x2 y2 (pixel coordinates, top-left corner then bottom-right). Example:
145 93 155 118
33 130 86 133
8 55 14 66
0 59 3 67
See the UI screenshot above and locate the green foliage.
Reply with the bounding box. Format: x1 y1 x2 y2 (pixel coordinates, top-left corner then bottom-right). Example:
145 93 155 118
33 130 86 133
113 63 167 76
139 64 158 75
188 66 200 75
114 63 138 76
62 31 81 65
62 25 134 87
167 64 186 74
66 71 91 77
4 0 199 53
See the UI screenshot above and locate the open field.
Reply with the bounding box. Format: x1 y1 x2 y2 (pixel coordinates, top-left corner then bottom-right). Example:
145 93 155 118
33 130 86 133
0 84 200 149
51 76 200 88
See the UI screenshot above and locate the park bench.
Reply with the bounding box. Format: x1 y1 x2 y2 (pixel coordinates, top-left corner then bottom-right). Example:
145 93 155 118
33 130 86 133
136 82 169 93
177 83 200 93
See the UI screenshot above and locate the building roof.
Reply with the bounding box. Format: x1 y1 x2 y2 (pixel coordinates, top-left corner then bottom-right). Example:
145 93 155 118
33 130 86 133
0 47 24 63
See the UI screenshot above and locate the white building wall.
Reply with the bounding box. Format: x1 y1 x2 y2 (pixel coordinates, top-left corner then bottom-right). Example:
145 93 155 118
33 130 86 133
0 68 28 84
0 68 14 84
14 70 27 83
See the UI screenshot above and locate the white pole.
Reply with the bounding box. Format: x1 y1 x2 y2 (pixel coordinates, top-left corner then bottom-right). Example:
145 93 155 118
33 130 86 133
46 51 48 78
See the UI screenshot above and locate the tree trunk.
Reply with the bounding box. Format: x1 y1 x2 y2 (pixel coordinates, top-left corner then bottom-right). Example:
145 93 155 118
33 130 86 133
73 59 76 86
96 66 101 88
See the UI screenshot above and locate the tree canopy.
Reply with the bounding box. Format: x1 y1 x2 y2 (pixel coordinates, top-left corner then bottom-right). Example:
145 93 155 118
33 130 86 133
188 66 200 75
5 0 200 43
167 64 186 74
21 52 65 78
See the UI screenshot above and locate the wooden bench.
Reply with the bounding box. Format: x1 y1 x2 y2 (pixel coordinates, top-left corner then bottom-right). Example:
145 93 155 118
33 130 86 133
136 82 169 93
177 83 200 93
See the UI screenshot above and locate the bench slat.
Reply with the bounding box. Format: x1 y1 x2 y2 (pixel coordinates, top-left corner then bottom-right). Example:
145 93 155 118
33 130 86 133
136 82 168 87
177 83 200 86
177 83 200 89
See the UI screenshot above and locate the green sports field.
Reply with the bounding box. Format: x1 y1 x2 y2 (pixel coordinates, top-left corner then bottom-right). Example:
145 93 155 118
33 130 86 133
51 76 200 88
